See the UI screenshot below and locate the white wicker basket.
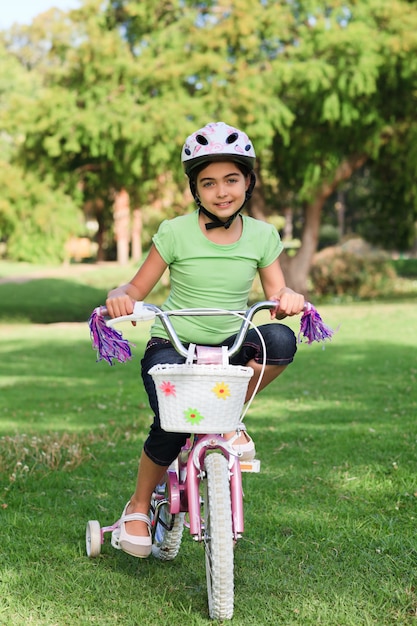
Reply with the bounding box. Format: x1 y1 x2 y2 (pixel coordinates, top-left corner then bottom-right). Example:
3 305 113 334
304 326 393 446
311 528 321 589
149 363 254 433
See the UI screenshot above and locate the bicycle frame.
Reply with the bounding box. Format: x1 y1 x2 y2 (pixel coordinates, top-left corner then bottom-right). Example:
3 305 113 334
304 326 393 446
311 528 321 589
112 301 276 540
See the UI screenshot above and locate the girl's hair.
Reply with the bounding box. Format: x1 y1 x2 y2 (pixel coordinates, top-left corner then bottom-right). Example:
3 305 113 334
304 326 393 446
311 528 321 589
189 159 252 186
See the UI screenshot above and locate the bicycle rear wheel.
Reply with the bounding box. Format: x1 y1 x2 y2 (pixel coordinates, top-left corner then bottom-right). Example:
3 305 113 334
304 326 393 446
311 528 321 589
203 452 234 620
151 483 184 561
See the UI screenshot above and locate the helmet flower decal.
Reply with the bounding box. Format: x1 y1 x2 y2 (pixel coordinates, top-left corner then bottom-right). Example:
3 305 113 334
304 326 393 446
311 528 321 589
212 382 231 400
184 408 205 425
159 381 176 397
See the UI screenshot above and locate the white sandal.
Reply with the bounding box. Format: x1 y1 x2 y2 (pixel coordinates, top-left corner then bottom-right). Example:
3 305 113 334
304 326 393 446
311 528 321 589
230 424 256 461
112 502 152 558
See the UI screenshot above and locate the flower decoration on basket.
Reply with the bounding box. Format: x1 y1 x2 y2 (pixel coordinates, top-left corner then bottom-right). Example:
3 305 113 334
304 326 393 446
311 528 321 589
184 408 205 425
212 382 231 400
160 381 176 397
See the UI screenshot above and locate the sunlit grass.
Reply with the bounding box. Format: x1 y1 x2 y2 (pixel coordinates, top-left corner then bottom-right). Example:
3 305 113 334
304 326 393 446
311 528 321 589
1 279 417 624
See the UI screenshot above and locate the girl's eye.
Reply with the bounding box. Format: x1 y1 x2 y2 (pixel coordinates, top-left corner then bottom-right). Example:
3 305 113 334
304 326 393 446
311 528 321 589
200 177 240 188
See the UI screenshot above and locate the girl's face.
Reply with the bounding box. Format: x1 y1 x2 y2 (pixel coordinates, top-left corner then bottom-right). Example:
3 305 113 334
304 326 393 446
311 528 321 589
195 161 250 220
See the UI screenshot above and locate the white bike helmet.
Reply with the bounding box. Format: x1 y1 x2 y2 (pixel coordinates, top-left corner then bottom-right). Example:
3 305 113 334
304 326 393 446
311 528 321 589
181 122 257 230
182 121 256 176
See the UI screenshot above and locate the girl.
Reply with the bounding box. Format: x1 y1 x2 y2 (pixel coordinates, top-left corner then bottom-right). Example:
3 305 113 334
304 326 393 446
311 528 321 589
105 122 305 557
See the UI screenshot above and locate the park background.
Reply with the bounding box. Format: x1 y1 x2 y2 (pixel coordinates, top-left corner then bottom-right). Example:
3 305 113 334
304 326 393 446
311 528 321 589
1 1 417 624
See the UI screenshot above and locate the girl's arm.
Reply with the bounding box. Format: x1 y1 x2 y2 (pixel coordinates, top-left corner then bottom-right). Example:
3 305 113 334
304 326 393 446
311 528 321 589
105 245 168 318
259 258 305 318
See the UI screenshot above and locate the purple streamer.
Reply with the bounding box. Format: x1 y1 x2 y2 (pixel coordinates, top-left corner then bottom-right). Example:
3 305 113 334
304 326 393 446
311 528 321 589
298 303 335 344
88 307 134 365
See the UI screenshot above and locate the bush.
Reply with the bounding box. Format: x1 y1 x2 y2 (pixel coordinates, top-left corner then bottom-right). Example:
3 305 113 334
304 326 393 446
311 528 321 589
391 258 417 278
318 224 340 250
311 242 397 298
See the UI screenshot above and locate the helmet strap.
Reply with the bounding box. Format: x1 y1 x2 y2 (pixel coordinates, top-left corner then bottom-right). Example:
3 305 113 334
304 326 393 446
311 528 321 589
199 206 241 230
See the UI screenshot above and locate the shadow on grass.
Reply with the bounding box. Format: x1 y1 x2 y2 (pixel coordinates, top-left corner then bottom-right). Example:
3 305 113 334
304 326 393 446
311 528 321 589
0 278 108 323
0 330 149 434
0 330 415 430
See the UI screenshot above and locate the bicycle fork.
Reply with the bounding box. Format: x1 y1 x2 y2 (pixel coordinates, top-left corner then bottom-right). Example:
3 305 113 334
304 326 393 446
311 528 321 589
185 435 244 541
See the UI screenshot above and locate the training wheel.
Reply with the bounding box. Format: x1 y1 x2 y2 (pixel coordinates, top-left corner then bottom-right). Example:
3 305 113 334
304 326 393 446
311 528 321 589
86 520 102 557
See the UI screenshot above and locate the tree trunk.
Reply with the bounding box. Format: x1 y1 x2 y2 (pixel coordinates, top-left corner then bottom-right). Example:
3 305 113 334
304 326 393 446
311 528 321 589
335 190 345 241
283 207 293 241
95 213 106 262
280 197 323 295
281 154 368 296
131 207 142 263
113 188 130 265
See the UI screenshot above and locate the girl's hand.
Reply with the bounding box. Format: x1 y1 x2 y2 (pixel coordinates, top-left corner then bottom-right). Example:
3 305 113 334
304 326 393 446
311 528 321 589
105 287 136 319
270 288 305 319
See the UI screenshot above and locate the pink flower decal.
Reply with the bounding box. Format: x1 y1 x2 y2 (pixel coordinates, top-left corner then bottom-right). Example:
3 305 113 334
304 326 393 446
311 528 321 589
159 381 176 397
207 142 224 153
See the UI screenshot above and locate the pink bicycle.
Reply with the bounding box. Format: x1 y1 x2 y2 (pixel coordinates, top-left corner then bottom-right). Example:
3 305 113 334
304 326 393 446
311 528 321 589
86 300 333 620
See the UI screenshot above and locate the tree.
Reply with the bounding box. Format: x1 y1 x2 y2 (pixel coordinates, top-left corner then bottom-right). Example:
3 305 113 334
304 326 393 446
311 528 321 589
107 0 417 292
2 0 417 288
264 0 417 291
0 39 81 262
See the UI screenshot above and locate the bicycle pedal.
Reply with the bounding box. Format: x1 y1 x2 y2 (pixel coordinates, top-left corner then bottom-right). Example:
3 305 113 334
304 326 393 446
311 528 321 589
111 528 122 550
239 459 261 473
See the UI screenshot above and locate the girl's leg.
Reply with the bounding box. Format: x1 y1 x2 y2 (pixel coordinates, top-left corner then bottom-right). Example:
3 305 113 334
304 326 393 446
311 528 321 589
224 323 297 444
244 362 287 401
123 339 188 538
124 452 168 537
225 363 287 445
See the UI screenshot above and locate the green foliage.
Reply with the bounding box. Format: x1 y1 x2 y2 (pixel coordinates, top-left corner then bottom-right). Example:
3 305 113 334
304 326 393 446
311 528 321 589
311 245 397 298
323 142 417 253
269 0 417 236
318 223 340 250
391 258 417 278
1 0 417 277
0 161 82 263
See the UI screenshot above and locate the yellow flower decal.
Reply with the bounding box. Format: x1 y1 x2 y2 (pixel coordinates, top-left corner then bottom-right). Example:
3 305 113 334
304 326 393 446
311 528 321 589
212 382 231 400
184 408 205 425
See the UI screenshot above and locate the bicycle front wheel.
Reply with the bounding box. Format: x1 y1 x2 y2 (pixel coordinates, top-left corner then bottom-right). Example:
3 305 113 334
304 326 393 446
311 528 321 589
203 452 234 620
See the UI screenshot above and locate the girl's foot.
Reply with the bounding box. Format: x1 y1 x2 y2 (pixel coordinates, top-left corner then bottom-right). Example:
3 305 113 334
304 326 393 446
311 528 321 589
117 501 152 558
224 429 256 461
123 501 150 537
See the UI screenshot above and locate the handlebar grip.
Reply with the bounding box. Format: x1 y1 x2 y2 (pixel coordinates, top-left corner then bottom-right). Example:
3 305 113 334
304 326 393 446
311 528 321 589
105 301 156 327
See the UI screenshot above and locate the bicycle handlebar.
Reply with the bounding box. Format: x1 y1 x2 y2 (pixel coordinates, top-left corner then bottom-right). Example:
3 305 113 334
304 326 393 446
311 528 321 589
90 300 333 366
105 301 280 359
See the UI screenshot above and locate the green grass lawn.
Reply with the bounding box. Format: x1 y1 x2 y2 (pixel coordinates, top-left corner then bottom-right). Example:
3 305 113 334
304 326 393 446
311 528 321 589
1 265 417 624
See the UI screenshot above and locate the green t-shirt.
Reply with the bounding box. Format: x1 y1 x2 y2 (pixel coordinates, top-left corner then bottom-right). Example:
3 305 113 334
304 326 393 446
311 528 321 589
150 210 283 345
